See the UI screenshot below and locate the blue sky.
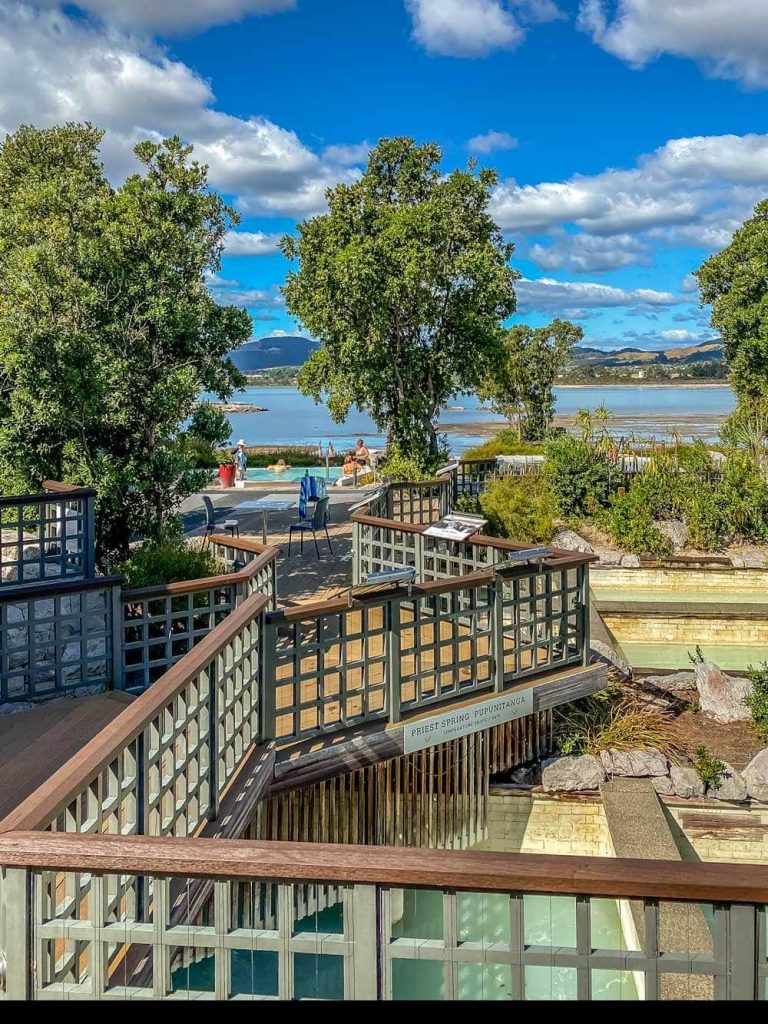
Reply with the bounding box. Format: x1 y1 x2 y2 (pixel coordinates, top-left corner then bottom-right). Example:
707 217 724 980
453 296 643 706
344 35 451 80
2 1 768 350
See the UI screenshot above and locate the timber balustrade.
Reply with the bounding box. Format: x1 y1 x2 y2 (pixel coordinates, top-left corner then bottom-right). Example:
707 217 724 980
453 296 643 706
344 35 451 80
0 832 766 1000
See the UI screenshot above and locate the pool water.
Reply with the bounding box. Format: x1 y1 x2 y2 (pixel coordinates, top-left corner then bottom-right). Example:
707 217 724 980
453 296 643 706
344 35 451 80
245 466 343 483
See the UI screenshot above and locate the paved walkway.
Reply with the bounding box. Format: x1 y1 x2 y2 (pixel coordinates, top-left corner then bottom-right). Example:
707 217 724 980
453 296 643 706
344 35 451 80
180 484 373 606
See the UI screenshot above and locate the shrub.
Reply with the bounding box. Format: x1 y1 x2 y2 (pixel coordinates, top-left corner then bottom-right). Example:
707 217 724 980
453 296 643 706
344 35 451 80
214 448 234 466
746 661 768 742
542 434 612 516
246 447 344 467
380 444 430 483
692 744 727 789
605 487 672 556
554 686 677 757
117 538 226 589
477 475 556 543
453 491 482 515
463 430 543 459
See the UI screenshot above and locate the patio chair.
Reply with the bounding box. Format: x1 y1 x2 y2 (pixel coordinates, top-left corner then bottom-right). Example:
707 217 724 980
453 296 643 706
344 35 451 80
287 496 332 557
202 495 239 541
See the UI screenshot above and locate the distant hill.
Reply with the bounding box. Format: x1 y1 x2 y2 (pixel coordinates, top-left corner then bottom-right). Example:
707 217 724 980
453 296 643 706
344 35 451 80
228 335 319 372
571 339 723 368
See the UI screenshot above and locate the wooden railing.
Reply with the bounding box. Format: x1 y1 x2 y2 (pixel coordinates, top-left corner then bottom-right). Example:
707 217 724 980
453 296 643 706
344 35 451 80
1 831 766 1000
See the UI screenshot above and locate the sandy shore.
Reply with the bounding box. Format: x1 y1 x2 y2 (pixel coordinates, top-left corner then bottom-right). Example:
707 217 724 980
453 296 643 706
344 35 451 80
443 411 727 439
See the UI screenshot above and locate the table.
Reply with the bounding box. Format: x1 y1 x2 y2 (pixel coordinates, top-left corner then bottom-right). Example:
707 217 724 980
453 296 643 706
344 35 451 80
236 497 297 544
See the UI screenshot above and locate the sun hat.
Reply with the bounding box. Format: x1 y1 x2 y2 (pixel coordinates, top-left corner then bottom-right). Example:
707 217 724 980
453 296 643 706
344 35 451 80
237 438 246 446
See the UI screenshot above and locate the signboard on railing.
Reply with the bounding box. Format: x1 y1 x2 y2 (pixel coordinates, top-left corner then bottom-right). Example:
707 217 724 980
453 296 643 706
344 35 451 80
402 688 534 753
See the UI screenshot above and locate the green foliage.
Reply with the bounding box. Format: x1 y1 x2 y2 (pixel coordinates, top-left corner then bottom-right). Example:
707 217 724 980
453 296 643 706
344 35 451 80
554 686 676 757
605 487 672 557
214 448 234 466
117 538 226 589
542 434 612 517
696 199 768 408
479 319 582 440
692 745 727 789
746 662 768 742
282 137 518 466
463 429 543 459
188 404 232 447
477 475 556 543
245 448 344 467
0 124 251 563
453 491 482 515
380 444 430 483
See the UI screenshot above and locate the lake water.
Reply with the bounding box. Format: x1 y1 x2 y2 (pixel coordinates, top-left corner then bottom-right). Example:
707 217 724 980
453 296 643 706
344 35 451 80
210 384 735 454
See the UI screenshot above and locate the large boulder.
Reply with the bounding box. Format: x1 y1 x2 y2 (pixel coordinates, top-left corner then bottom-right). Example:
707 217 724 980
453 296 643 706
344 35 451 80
694 660 752 723
551 529 593 554
654 518 688 551
620 554 640 568
541 755 606 792
708 762 748 802
670 764 705 799
600 747 668 777
652 775 675 796
742 748 768 804
641 671 696 697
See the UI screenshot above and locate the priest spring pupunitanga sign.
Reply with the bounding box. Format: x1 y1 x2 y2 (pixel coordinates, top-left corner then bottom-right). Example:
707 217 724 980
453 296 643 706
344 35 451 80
402 688 534 754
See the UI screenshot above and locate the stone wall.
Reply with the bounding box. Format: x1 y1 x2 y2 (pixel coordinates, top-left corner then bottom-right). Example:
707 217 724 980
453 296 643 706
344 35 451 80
601 611 768 647
592 566 768 596
482 787 768 866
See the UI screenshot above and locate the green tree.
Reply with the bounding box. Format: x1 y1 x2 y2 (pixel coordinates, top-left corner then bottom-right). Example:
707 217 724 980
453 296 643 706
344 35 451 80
696 199 768 409
0 123 250 561
479 319 582 440
281 138 518 467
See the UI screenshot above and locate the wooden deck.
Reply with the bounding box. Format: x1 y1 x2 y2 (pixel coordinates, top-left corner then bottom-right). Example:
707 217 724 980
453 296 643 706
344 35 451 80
0 692 135 825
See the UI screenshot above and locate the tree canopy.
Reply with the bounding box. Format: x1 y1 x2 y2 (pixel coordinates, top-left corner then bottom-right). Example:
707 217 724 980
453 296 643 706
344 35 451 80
696 198 768 410
479 319 582 440
0 123 250 561
281 137 518 467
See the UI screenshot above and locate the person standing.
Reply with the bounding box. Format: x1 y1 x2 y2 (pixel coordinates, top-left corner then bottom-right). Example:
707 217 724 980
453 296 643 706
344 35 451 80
234 439 248 481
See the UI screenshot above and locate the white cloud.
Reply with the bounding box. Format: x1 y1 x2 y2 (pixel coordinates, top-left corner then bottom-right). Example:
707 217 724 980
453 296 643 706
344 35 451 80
37 0 294 34
515 277 681 314
207 278 285 311
529 232 651 272
660 328 715 344
224 231 284 256
406 0 522 58
578 0 768 88
467 130 519 154
322 141 371 165
0 3 357 217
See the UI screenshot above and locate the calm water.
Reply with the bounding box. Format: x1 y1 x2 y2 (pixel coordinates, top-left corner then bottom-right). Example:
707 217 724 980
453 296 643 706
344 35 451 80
207 384 735 454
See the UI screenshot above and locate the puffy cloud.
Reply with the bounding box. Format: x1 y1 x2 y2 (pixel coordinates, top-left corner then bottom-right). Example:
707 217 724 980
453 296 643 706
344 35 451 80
529 232 652 272
406 0 520 58
0 3 357 217
515 277 681 315
659 328 716 344
224 231 284 256
207 277 285 312
578 0 768 88
322 141 371 165
36 0 294 34
467 130 519 154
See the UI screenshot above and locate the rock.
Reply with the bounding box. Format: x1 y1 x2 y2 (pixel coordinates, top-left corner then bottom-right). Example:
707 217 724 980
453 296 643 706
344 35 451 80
541 754 606 792
590 639 632 680
731 551 766 568
508 765 539 786
620 554 640 567
0 701 34 715
641 671 697 696
694 660 752 723
551 529 594 554
600 747 668 777
597 549 623 566
708 762 748 802
742 748 768 803
654 518 688 551
670 765 705 799
652 775 675 796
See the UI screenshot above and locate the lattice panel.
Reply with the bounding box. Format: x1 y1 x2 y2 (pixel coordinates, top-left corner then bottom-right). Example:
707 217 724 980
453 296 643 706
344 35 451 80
215 616 262 791
388 481 450 525
398 584 493 711
271 605 389 742
0 493 91 586
0 584 113 701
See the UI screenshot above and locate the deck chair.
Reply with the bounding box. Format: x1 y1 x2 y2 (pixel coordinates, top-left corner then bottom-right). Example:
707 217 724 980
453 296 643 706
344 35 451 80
202 495 239 541
287 496 332 558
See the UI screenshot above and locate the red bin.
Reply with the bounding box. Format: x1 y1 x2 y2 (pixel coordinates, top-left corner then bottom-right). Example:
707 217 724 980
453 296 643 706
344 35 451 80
219 463 236 488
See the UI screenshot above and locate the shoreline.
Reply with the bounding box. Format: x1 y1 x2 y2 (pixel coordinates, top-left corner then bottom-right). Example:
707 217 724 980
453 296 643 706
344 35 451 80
555 381 730 390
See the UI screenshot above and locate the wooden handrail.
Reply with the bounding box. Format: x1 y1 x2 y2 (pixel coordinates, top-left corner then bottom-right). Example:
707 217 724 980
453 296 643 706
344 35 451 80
41 479 96 497
1 830 767 903
0 589 272 834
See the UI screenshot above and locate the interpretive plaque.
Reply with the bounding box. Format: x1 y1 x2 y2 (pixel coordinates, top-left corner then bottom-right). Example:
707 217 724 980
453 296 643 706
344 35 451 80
402 688 534 754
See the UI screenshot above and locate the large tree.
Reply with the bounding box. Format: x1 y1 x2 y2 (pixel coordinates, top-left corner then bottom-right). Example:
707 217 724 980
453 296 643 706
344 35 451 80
281 138 518 466
479 319 582 440
696 199 768 409
0 123 250 561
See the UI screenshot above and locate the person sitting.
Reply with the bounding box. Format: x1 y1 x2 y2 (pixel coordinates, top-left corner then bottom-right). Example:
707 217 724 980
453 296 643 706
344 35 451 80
354 439 370 467
267 457 291 472
342 452 358 477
